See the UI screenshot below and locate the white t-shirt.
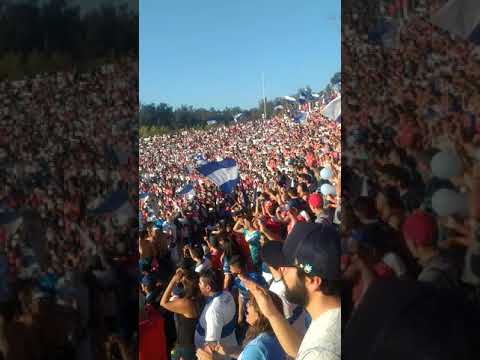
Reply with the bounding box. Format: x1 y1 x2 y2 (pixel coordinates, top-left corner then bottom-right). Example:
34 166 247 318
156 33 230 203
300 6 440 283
194 291 238 349
296 308 341 360
195 258 212 273
269 279 309 337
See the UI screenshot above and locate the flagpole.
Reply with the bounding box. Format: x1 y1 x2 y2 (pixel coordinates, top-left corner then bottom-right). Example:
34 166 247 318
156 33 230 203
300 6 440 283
262 72 266 120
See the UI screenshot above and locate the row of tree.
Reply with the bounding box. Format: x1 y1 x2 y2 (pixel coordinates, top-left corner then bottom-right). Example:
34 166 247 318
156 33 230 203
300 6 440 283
0 0 138 80
139 72 341 135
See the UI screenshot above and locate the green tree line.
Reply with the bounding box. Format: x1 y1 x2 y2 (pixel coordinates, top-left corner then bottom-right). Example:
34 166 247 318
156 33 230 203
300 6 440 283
0 0 138 80
140 72 340 136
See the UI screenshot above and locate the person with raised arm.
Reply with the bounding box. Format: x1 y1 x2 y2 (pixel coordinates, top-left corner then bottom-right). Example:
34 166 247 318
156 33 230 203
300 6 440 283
239 223 341 360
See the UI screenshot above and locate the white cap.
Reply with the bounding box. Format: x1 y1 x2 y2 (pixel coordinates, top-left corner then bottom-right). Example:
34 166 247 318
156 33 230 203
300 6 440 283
430 150 462 179
320 167 333 180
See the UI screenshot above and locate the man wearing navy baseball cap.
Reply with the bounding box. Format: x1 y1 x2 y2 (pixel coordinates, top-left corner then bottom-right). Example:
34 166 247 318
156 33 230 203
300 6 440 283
240 222 341 359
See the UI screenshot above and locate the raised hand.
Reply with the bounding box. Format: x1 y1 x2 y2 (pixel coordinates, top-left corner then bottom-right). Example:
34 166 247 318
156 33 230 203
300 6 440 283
238 274 281 320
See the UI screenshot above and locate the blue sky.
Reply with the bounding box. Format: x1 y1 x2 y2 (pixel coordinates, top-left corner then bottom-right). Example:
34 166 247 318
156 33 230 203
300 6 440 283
140 1 340 110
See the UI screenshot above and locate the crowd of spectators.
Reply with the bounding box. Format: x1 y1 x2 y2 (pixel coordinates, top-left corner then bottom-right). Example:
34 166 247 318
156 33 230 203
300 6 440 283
139 95 342 359
342 3 480 359
0 58 138 360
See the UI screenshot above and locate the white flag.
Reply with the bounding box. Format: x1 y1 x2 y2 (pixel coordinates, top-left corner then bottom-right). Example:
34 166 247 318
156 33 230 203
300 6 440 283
431 0 480 41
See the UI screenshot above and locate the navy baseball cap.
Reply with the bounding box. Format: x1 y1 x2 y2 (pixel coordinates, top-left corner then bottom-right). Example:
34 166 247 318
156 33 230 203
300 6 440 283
261 241 285 269
262 223 341 280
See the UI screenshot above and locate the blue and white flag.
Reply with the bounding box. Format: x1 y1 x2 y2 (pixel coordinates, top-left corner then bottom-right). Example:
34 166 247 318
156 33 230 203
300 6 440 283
139 192 149 202
300 88 313 101
194 153 206 162
207 119 217 125
177 183 196 198
0 211 22 236
321 95 341 121
431 0 480 45
293 111 309 124
233 113 245 122
146 208 157 222
297 96 307 105
89 189 134 225
197 158 239 193
194 153 208 166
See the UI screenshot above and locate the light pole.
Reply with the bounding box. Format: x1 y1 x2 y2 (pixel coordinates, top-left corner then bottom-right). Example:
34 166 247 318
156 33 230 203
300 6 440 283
262 72 266 120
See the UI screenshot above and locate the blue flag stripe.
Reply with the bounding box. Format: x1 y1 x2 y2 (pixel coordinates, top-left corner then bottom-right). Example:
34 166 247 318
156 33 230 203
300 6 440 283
219 179 239 194
197 158 239 194
178 184 194 196
197 158 237 177
90 190 129 214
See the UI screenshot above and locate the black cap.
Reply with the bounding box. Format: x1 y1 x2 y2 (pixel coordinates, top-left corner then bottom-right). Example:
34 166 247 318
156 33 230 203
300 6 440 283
261 223 341 280
261 241 285 269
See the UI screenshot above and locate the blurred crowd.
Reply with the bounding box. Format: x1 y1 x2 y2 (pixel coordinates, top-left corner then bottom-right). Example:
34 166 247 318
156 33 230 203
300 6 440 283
0 58 138 360
342 3 480 359
139 99 342 359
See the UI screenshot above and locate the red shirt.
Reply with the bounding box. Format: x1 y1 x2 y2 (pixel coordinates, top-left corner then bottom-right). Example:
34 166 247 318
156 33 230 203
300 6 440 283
209 248 223 270
263 216 282 236
232 233 254 272
306 152 316 168
139 309 168 360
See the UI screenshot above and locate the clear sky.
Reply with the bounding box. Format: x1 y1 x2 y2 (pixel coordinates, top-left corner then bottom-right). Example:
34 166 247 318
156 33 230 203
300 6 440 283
140 0 340 110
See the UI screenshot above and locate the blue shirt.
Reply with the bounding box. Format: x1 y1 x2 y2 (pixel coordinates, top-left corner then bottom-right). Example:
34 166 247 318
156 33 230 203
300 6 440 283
233 272 267 301
242 229 261 265
239 332 286 360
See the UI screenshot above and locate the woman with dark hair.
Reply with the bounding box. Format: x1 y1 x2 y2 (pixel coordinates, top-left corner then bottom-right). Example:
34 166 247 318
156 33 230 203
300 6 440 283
160 269 200 360
217 233 242 290
233 217 262 272
196 291 287 360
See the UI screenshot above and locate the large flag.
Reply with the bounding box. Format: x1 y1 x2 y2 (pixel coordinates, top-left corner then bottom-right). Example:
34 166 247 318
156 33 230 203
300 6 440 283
299 88 313 101
233 113 245 122
197 158 239 193
207 119 217 125
194 154 204 161
431 0 480 45
293 111 309 124
321 95 341 121
89 189 134 225
297 96 307 105
284 96 296 102
177 183 196 198
194 153 208 166
0 211 22 236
